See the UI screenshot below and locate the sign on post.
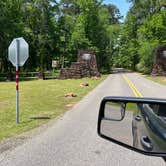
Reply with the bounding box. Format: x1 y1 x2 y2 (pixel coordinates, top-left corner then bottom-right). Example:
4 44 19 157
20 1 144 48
8 37 29 124
52 60 58 68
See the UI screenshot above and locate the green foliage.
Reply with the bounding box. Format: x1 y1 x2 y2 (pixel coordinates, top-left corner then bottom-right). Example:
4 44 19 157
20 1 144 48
138 11 166 42
0 0 59 72
71 14 92 50
103 4 122 24
114 0 166 74
0 0 165 75
0 0 122 73
136 40 158 73
136 10 166 73
60 0 122 71
0 0 23 72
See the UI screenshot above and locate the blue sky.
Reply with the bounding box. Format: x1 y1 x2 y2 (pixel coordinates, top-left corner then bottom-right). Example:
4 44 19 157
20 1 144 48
103 0 131 19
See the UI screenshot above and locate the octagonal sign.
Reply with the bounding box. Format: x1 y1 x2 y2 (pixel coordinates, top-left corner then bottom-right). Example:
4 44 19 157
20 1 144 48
8 37 29 67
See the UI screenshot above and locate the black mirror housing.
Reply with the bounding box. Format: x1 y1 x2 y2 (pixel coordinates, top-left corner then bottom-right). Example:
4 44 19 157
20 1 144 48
97 96 166 158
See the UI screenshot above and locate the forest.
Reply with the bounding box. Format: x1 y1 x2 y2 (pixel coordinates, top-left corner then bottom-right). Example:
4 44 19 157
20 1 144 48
0 0 166 76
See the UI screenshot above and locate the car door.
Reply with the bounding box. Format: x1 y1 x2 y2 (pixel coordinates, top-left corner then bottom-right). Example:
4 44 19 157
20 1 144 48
132 103 166 152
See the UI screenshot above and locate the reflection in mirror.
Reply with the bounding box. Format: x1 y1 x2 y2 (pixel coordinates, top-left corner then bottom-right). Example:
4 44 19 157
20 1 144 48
100 102 166 153
104 102 126 121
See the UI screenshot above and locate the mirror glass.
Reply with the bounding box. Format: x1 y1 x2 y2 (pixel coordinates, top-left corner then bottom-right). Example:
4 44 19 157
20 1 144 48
100 101 166 153
104 102 126 121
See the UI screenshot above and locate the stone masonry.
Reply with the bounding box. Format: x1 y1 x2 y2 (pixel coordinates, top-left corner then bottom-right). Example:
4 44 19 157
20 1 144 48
59 50 100 79
151 45 166 76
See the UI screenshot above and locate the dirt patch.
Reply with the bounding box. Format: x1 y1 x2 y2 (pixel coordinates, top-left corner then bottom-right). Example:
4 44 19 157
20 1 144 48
64 93 77 98
0 136 29 153
80 82 89 87
66 103 76 107
0 101 10 106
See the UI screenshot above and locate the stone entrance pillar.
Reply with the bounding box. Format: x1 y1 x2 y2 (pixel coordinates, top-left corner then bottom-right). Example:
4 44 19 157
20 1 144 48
152 45 166 76
59 50 100 79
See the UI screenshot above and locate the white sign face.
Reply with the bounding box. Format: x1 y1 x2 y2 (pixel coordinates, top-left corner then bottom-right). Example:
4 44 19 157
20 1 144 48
82 53 91 60
163 50 166 58
52 60 58 68
8 37 29 67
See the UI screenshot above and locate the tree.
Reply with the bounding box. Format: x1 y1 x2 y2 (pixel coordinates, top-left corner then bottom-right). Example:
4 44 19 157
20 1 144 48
102 4 122 24
0 0 122 74
0 0 23 72
59 0 80 15
114 0 166 73
22 0 59 72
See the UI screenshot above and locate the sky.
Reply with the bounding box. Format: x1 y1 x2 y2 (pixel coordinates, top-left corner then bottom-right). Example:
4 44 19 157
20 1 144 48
103 0 131 19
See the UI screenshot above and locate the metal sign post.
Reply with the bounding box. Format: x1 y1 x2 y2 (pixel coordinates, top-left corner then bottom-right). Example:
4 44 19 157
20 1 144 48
8 37 29 124
16 39 20 124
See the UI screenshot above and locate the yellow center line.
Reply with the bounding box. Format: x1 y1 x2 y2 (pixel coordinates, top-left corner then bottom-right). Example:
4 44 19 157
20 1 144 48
122 74 143 97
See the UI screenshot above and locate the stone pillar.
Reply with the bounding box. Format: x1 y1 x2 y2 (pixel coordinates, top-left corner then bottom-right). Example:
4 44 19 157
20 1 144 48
152 45 166 76
77 50 100 77
59 50 100 79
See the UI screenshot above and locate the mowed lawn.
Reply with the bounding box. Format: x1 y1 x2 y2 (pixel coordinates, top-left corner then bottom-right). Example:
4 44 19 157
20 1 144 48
0 76 107 140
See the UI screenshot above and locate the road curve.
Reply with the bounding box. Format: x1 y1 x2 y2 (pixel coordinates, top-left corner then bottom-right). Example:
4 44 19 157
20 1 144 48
0 73 165 166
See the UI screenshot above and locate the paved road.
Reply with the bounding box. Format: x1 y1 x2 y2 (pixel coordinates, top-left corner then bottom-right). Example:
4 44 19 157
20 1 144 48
101 110 133 145
0 73 165 166
125 73 166 98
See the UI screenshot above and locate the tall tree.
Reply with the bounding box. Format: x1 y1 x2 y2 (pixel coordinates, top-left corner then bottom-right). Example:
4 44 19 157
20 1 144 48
103 4 122 24
115 0 166 73
0 0 23 72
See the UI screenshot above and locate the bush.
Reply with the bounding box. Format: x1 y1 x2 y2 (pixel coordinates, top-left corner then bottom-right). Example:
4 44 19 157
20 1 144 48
138 40 158 74
136 62 152 74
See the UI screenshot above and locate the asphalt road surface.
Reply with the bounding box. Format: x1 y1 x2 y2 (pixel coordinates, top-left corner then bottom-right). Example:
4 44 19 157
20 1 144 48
102 104 133 146
101 110 133 146
0 73 166 166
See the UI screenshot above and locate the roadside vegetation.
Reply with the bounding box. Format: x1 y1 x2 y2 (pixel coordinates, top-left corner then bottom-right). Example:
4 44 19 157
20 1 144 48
0 0 122 75
0 75 107 140
113 0 166 74
143 75 166 86
126 103 138 113
0 1 165 76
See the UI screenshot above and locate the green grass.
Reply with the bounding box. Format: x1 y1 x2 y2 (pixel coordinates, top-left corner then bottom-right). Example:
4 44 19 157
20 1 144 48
143 74 166 86
0 76 107 141
108 102 138 113
126 103 138 113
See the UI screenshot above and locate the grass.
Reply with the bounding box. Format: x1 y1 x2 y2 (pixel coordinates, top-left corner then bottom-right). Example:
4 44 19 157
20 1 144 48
126 103 138 113
143 74 166 86
108 102 138 113
0 76 107 141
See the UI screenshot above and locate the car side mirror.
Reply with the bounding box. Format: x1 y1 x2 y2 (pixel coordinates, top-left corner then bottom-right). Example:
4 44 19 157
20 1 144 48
97 96 166 158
